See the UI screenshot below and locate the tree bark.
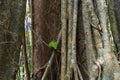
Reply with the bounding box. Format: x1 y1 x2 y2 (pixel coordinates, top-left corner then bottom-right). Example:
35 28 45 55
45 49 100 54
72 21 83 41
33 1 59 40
61 0 67 80
112 0 120 59
96 0 120 79
32 0 120 80
33 0 61 79
0 0 26 80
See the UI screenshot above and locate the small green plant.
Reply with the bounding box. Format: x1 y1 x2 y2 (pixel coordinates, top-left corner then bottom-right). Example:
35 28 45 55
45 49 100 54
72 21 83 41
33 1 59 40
48 41 58 49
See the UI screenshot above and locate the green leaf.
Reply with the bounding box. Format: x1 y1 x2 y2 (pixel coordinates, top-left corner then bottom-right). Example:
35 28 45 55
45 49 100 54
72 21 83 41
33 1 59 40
48 41 58 49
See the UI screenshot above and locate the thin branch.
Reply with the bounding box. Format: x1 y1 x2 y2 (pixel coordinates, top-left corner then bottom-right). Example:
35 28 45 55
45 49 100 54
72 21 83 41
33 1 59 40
29 26 51 48
77 65 83 80
41 30 62 80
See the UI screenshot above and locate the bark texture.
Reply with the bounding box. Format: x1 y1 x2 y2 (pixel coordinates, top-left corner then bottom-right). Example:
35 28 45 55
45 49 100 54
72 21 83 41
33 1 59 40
32 0 120 80
113 0 120 59
33 0 61 79
0 0 26 80
61 0 67 79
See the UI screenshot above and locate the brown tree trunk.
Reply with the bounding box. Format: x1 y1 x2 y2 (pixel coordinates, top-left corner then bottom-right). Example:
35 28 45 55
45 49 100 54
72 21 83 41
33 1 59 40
0 0 26 80
32 0 61 79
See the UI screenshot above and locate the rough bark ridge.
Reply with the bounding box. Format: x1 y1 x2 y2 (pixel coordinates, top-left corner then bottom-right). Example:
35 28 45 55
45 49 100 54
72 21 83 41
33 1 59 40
0 0 26 80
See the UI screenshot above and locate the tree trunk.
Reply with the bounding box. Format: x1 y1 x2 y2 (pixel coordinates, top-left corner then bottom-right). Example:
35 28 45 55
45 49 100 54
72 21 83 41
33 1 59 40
32 0 120 80
32 0 61 79
81 0 120 79
0 0 26 80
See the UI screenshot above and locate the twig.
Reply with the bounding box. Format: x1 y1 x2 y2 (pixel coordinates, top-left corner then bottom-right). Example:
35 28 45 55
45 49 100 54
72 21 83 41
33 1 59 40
41 30 62 80
29 26 51 48
77 65 83 80
93 61 101 80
